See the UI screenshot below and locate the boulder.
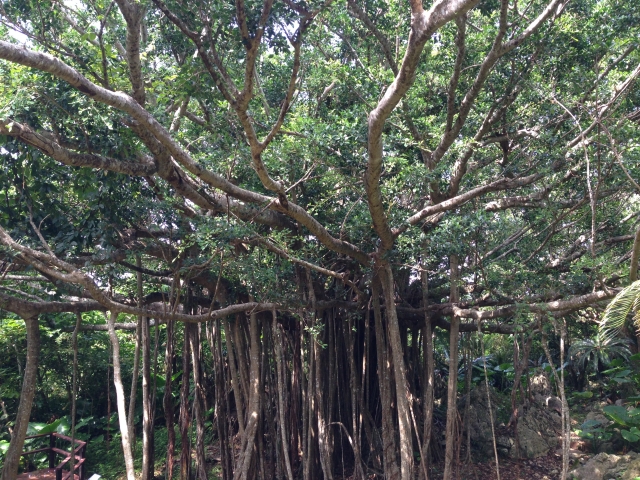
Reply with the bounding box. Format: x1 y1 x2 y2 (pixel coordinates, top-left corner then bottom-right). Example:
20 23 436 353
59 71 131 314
584 410 610 427
459 385 502 458
514 403 561 458
461 384 562 459
534 394 563 414
496 435 515 457
496 395 562 458
622 457 640 480
569 452 640 480
582 410 625 453
530 370 552 396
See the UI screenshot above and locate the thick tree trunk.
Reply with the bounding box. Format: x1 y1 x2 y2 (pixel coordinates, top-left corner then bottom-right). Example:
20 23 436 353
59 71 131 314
163 318 176 480
303 321 316 480
443 255 460 480
141 314 154 480
208 319 233 480
128 314 141 446
273 311 295 480
234 311 261 480
1 316 40 480
315 326 333 480
347 315 365 480
179 323 193 480
226 317 245 439
106 311 136 480
509 333 532 458
190 325 208 480
379 262 413 480
372 276 401 480
421 268 434 479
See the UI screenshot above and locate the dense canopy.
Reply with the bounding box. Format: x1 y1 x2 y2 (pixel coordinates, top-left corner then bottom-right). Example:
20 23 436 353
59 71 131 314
0 0 639 478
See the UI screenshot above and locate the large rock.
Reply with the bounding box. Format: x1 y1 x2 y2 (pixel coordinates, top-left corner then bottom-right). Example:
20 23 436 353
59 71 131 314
581 410 626 454
534 394 563 414
622 457 640 480
495 395 562 458
570 452 640 480
459 385 502 458
584 410 610 427
515 403 561 458
530 370 552 396
461 385 562 459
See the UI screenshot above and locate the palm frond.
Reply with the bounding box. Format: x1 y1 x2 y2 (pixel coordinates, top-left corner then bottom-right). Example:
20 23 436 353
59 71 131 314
600 281 640 339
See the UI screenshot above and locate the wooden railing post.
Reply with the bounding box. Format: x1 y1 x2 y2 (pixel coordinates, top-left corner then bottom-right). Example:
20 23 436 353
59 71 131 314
19 432 87 479
80 445 85 480
49 433 56 468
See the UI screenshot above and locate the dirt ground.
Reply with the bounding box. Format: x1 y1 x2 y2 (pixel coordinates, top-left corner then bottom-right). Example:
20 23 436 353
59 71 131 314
430 452 565 480
203 440 572 480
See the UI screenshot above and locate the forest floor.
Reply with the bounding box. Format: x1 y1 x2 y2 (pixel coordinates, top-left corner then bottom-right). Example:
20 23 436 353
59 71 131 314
167 429 582 480
438 451 565 480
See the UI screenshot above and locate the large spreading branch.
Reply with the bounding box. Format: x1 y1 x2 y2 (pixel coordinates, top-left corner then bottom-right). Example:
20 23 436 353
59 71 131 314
0 40 368 264
0 291 103 319
0 120 157 176
114 0 146 105
395 173 542 235
365 0 480 251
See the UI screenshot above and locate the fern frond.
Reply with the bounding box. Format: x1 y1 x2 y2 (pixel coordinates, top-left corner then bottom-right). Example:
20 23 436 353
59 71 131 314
600 281 640 339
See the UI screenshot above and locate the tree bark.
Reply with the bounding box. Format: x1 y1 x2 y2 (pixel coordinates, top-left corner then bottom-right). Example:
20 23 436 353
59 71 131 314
163 317 176 480
141 313 154 480
190 324 208 480
1 316 40 480
315 321 333 480
378 262 413 480
630 229 640 280
347 314 365 480
70 313 81 476
509 333 533 458
273 311 295 480
207 319 233 480
106 311 136 480
372 276 401 480
127 313 141 446
226 316 245 439
179 323 193 480
303 318 316 480
443 255 460 480
135 253 154 480
234 311 261 480
421 266 435 479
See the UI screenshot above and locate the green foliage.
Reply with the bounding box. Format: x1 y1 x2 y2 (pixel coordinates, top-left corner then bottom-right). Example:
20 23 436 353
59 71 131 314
576 418 612 453
570 333 632 378
571 390 594 400
600 281 640 339
602 405 640 449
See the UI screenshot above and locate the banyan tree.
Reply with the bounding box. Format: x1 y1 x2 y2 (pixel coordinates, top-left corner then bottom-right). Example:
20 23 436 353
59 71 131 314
0 0 639 478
